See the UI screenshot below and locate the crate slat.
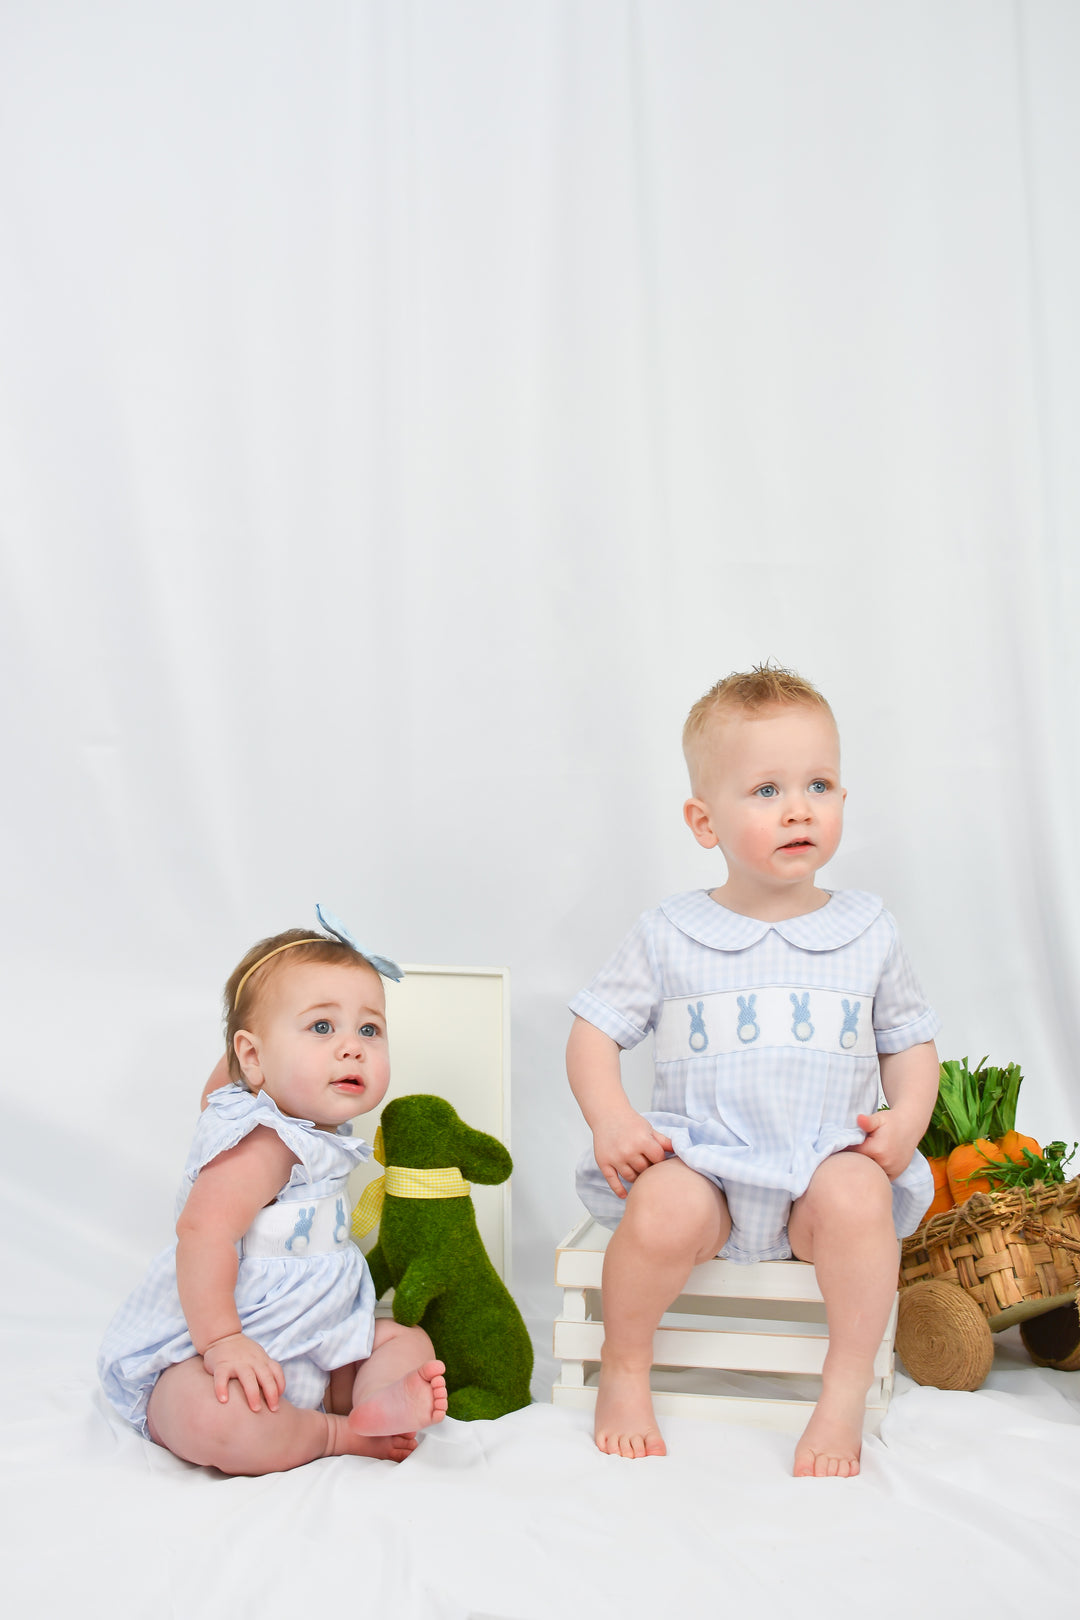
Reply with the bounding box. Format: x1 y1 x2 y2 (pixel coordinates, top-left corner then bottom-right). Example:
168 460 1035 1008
554 1317 893 1379
552 1217 897 1429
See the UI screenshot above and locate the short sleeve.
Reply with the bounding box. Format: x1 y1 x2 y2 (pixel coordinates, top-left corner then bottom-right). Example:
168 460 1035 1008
569 914 663 1050
873 917 941 1054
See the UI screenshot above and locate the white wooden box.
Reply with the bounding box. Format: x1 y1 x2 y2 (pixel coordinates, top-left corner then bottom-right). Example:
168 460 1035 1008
552 1215 896 1433
347 965 512 1279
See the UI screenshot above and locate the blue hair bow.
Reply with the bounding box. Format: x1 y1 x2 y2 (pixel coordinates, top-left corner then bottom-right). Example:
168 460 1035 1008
315 903 404 982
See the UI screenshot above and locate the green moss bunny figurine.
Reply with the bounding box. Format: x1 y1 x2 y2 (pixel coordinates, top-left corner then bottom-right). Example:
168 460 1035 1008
355 1094 533 1420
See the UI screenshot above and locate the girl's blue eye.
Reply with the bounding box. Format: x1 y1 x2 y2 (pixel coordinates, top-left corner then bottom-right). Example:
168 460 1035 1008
311 1019 332 1035
360 1023 378 1038
809 780 829 794
757 784 778 798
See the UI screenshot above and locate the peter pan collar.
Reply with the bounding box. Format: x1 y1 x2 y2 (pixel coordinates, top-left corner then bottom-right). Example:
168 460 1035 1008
659 889 883 953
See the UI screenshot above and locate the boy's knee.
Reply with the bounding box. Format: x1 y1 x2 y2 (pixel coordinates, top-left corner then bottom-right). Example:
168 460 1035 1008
623 1164 725 1255
818 1153 891 1220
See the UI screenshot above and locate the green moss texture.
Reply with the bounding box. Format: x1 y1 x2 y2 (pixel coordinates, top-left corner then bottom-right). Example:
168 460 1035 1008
365 1094 533 1420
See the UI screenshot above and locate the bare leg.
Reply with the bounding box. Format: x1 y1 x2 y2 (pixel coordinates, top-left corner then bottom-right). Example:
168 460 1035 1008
345 1319 448 1437
788 1152 897 1478
595 1158 730 1458
146 1357 415 1475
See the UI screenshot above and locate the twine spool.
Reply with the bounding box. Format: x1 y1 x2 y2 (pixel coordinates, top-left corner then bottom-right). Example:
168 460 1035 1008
896 1280 995 1391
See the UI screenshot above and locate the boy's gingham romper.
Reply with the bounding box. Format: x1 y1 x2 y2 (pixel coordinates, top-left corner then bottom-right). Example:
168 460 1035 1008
98 1085 377 1437
572 890 939 1263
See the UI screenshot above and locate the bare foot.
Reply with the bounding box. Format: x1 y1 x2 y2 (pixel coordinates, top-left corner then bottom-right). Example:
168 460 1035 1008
594 1361 666 1459
793 1386 866 1478
323 1415 420 1461
348 1360 448 1437
351 1431 419 1462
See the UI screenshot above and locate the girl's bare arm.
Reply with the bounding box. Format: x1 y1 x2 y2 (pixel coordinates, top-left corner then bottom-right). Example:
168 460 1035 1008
567 1016 671 1197
175 1126 299 1408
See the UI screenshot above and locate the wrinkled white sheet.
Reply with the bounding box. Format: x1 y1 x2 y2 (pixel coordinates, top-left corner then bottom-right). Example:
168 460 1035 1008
3 1296 1076 1618
3 2 1080 1611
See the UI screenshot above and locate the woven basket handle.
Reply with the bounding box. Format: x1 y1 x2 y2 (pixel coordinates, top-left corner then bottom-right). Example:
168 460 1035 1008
1019 1219 1080 1258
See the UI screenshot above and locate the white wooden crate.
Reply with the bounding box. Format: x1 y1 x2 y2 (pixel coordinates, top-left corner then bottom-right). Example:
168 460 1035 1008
346 964 512 1280
552 1215 897 1434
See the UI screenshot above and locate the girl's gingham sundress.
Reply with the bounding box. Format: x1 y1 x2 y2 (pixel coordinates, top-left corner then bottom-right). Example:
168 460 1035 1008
572 889 939 1263
98 1085 377 1437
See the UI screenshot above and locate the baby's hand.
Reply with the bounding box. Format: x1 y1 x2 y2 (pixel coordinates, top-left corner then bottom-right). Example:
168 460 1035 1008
200 1332 286 1413
849 1111 917 1180
593 1110 673 1198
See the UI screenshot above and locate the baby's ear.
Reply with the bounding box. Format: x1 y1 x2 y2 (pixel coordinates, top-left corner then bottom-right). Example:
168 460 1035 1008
683 798 719 850
232 1030 264 1092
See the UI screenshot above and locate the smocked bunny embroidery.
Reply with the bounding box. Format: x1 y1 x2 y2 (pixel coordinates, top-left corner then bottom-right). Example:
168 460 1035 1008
736 994 760 1044
688 1001 709 1052
790 992 814 1043
839 999 861 1050
285 1206 316 1254
333 1196 349 1244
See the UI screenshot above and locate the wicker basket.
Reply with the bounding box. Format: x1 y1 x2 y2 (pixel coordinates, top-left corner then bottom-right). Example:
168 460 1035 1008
899 1178 1080 1326
895 1179 1080 1388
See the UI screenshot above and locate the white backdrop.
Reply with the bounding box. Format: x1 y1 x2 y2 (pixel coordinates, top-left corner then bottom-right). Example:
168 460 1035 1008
2 0 1079 1408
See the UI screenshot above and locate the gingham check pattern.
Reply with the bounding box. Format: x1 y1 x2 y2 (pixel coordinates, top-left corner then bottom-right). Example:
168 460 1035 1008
571 889 939 1262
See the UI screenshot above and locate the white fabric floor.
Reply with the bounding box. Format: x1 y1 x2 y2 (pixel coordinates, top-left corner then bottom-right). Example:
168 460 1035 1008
4 1254 1077 1619
3 5 1080 1614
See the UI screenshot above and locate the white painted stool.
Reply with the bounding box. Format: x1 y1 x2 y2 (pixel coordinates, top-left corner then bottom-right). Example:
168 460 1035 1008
552 1215 897 1434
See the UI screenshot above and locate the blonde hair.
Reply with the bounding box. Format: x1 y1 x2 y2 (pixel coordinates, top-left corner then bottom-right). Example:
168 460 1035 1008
224 929 377 1083
682 663 835 788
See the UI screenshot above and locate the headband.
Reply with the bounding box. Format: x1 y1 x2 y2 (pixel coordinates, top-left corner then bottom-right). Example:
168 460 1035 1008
232 903 404 1009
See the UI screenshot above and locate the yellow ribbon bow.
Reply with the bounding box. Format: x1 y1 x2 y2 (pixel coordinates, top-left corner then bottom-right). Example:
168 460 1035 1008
351 1125 472 1241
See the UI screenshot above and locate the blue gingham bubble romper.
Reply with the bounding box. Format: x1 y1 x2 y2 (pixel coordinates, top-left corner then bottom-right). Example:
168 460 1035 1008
98 1085 377 1437
572 890 939 1263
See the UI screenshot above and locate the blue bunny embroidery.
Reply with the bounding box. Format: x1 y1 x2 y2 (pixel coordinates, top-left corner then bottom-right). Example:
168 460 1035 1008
790 992 814 1043
285 1206 316 1253
736 994 760 1044
651 986 879 1062
839 999 861 1050
333 1196 349 1244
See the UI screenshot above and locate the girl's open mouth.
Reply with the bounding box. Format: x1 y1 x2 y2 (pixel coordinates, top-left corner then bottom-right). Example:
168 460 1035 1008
333 1078 364 1093
781 839 812 848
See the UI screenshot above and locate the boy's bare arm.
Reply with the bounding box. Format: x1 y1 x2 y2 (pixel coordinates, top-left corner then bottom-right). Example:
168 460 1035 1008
853 1040 939 1178
567 1016 672 1197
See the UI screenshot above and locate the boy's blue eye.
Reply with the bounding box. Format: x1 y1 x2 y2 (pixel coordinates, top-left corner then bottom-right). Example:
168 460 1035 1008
311 1019 332 1035
756 785 778 798
360 1023 378 1038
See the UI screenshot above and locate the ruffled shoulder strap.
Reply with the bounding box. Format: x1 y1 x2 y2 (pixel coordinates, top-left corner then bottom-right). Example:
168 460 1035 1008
183 1085 372 1192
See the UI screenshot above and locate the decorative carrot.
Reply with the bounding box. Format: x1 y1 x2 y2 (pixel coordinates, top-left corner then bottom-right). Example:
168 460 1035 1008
922 1154 954 1219
919 1056 1037 1215
946 1138 1001 1202
996 1129 1041 1164
981 1140 1075 1190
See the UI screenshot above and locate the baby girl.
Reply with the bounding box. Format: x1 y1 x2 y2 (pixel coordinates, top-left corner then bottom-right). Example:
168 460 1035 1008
99 914 448 1473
